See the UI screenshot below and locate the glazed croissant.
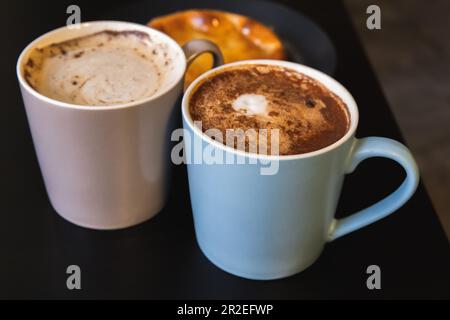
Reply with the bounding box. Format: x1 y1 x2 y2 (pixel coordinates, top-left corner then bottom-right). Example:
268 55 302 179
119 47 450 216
148 9 286 87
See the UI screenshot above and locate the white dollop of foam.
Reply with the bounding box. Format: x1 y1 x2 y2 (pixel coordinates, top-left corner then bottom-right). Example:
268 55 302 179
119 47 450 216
232 94 268 116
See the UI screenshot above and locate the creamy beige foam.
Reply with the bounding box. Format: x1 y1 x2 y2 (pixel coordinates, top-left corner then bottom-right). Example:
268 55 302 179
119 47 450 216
23 30 180 106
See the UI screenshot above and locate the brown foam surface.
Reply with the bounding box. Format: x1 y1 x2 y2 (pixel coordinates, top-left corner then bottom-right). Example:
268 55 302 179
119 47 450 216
189 64 350 155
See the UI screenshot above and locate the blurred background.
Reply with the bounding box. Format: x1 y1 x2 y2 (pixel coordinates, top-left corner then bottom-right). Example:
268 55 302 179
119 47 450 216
345 0 450 239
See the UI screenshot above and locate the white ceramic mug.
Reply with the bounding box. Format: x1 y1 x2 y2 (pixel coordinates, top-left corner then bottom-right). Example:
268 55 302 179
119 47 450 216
17 21 223 229
182 60 420 280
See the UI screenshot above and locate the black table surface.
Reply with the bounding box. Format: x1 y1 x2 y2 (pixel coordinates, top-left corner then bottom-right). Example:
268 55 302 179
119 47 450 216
1 0 449 299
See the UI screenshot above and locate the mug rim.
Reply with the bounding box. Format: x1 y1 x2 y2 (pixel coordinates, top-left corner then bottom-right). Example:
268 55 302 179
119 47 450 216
182 59 359 161
16 20 187 111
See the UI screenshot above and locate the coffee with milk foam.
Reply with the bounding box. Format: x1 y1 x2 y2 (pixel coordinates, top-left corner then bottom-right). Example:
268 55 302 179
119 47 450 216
23 30 180 106
189 64 350 156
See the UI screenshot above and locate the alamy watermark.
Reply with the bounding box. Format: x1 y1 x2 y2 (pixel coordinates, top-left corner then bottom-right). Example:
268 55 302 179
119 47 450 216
66 5 81 28
171 121 280 176
366 5 381 30
66 264 81 290
366 264 381 290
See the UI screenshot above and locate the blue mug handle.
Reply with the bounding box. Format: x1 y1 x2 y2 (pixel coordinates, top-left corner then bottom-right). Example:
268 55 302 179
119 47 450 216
328 137 420 241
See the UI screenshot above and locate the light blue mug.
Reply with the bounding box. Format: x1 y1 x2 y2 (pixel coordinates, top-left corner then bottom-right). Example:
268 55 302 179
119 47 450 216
181 60 419 280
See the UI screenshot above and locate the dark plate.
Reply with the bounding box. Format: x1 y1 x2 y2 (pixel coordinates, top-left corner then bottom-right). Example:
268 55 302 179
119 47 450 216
102 0 337 75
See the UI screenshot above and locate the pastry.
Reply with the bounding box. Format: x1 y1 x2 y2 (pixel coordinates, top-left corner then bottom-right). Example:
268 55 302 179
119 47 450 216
148 9 286 87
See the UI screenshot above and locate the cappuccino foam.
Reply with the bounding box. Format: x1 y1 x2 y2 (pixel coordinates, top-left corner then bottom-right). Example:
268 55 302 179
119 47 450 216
189 64 350 155
23 30 179 106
